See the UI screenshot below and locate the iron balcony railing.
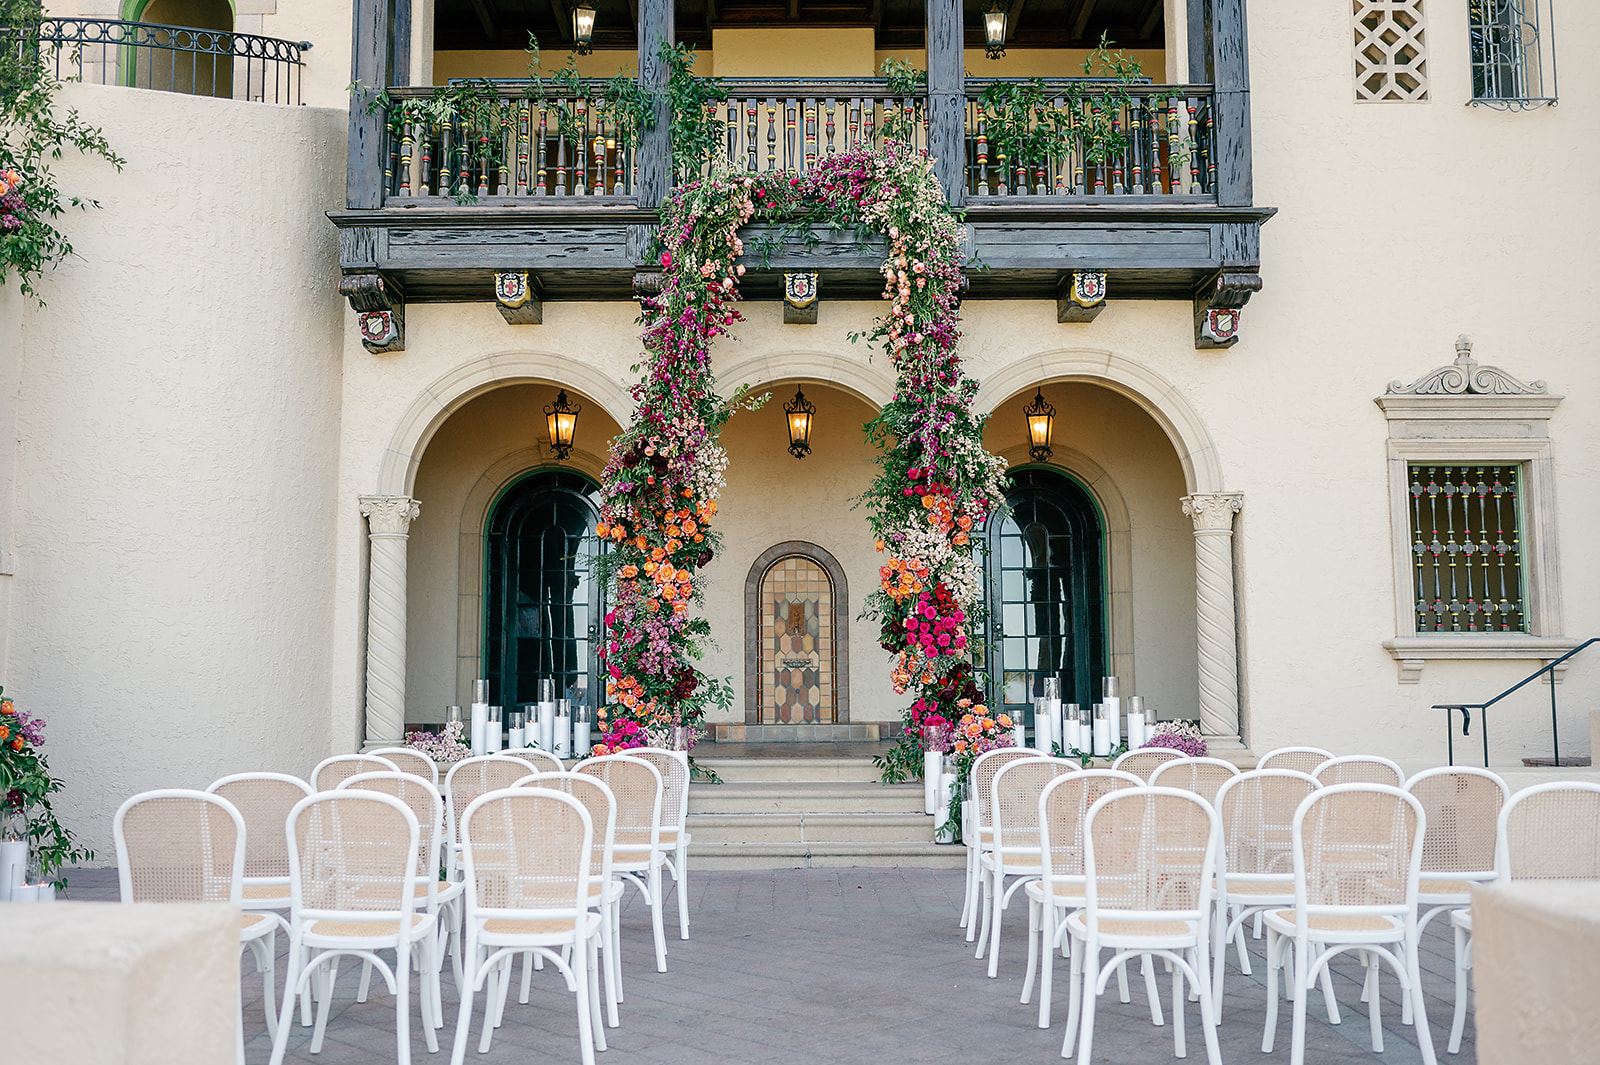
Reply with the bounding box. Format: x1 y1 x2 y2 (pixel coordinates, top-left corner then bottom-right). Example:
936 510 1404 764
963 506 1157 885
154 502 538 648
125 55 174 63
18 17 310 105
1436 637 1598 766
376 77 1219 206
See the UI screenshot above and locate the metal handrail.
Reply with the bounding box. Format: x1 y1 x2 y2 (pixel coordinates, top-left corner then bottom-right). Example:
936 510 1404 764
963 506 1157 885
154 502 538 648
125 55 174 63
1435 636 1599 765
16 17 311 105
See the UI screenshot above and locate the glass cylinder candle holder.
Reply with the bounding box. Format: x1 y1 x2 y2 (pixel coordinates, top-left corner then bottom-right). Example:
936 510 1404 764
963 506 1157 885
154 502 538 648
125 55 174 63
508 710 527 750
573 706 593 756
446 705 465 728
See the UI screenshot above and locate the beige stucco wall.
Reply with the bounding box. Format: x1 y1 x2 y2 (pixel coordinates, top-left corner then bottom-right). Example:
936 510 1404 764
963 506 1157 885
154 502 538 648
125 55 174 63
8 83 347 856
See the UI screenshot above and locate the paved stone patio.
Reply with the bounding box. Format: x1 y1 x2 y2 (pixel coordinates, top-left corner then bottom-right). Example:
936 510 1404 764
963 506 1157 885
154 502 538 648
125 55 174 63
64 866 1475 1064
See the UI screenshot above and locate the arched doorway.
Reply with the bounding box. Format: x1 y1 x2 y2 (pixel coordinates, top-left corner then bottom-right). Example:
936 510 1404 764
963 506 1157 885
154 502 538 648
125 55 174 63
483 469 604 712
986 467 1107 721
745 542 850 725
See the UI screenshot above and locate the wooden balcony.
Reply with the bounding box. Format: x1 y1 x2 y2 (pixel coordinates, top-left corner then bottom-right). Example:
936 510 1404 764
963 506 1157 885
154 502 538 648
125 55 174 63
335 0 1270 350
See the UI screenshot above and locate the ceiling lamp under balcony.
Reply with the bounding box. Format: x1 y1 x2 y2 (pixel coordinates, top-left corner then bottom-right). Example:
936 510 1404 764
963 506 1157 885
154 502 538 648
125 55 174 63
982 0 1008 59
571 1 597 55
1024 388 1054 461
546 389 581 459
784 388 815 459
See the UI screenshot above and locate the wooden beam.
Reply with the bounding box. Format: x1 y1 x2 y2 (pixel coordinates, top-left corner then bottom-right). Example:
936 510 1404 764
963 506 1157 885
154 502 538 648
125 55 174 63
1138 0 1161 39
868 0 881 27
1070 0 1098 40
469 0 498 40
1005 0 1025 41
789 0 800 19
348 0 391 210
547 0 571 42
925 0 965 205
706 0 718 32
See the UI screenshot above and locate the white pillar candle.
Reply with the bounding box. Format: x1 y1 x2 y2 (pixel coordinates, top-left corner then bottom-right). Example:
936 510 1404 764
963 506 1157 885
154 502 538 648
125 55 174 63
537 700 555 751
470 701 489 757
1063 704 1081 753
1093 703 1112 757
924 748 943 816
0 839 25 903
33 883 54 902
508 725 525 750
935 772 958 843
554 699 572 758
1102 677 1122 749
575 720 592 756
1049 697 1065 752
487 706 503 752
1011 717 1026 749
1127 695 1147 749
1033 697 1051 753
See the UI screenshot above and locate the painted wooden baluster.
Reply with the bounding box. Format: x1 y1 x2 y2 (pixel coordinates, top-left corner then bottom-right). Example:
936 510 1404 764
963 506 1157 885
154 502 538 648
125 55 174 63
847 99 860 149
440 110 457 198
765 100 777 173
1187 97 1200 193
535 107 548 195
1147 96 1163 193
595 115 608 195
863 97 875 147
515 101 529 195
784 98 796 171
1203 102 1215 192
744 100 757 171
1049 95 1065 195
419 117 434 196
383 118 398 198
804 101 817 171
555 118 568 196
825 98 836 154
475 106 490 197
1109 111 1124 194
574 98 588 195
495 102 509 195
975 114 989 196
397 115 413 196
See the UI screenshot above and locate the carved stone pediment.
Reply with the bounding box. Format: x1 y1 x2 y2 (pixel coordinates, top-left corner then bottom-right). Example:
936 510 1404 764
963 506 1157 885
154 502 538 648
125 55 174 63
1386 336 1548 396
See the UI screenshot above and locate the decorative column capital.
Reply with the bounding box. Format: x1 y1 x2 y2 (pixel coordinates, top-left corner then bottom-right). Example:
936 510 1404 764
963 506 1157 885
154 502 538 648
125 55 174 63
360 495 421 536
1181 493 1244 533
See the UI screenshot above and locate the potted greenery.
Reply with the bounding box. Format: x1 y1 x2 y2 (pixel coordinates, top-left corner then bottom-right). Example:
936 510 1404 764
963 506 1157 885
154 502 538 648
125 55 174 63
0 687 92 894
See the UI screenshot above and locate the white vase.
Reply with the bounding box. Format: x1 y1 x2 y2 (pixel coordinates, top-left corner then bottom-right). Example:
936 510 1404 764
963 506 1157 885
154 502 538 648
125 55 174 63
0 839 25 903
935 772 958 843
923 749 943 815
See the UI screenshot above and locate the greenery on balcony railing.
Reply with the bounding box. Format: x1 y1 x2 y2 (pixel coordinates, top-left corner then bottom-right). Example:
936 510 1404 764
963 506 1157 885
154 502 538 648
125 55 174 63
0 0 123 304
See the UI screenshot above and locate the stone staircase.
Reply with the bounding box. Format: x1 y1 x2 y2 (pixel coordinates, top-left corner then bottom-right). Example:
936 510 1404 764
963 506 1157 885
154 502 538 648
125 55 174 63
685 752 966 870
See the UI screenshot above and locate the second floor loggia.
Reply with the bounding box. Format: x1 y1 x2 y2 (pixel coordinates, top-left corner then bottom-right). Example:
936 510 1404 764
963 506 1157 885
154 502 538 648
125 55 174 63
336 0 1271 351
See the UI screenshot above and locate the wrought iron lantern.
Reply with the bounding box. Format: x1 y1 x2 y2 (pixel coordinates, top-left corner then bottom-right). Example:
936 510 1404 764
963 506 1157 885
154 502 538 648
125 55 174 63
571 1 597 55
982 0 1008 60
546 389 581 459
784 387 815 459
1024 388 1054 462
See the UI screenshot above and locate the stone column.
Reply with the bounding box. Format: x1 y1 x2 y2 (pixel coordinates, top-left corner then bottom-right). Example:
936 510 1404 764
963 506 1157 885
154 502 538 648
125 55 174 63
360 495 420 748
1181 493 1245 750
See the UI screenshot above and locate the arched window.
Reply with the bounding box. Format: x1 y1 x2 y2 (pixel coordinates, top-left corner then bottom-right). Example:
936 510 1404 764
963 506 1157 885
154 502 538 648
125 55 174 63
985 467 1107 720
483 470 604 712
745 542 850 725
124 0 234 98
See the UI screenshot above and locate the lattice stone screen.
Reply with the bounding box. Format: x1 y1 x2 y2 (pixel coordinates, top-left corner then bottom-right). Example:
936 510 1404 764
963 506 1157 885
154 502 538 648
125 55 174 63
1408 464 1525 633
1353 0 1430 101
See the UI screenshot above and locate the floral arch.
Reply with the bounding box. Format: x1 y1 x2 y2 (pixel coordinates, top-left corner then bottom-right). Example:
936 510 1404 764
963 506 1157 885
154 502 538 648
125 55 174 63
591 144 1007 777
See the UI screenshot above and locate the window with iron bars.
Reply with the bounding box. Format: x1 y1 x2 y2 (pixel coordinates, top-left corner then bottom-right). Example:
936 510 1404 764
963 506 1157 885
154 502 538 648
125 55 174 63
1469 0 1558 108
1408 464 1525 633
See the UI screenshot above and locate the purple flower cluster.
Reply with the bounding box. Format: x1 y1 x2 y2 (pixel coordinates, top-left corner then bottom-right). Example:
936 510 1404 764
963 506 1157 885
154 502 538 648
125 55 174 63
1142 728 1208 759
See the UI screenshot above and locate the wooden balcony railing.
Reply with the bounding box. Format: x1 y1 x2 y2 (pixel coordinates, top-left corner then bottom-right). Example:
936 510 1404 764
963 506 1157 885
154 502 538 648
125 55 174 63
375 78 1220 206
963 82 1217 200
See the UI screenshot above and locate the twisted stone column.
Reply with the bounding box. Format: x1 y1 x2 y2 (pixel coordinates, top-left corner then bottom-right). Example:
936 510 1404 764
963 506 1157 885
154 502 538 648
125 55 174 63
1181 493 1245 749
360 495 420 748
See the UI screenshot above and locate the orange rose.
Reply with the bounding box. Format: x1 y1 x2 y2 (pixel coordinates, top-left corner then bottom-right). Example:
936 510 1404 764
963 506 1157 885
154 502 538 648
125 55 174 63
0 700 12 716
0 725 8 741
620 564 639 579
8 737 20 751
596 522 611 537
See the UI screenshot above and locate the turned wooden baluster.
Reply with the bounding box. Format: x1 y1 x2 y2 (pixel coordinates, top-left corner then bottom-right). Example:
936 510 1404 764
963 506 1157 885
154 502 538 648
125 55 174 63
745 100 757 171
975 112 989 196
440 110 456 197
534 106 548 195
1202 102 1215 193
863 97 875 147
804 102 816 170
847 99 860 149
1187 97 1200 193
515 100 530 195
765 100 777 173
419 116 434 196
824 99 836 154
574 98 588 195
397 115 413 196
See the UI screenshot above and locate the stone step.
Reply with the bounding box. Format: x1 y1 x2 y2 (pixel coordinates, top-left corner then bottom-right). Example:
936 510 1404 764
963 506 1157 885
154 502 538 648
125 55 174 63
687 839 967 871
689 780 924 815
686 812 936 845
693 756 886 784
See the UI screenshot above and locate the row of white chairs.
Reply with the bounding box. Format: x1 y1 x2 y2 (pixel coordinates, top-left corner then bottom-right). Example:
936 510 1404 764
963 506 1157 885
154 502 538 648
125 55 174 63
957 744 1600 1064
113 748 695 1065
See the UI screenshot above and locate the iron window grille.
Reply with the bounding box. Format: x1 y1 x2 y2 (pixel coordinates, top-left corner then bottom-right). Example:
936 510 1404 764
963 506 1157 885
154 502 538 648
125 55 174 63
1468 0 1557 109
1408 464 1526 633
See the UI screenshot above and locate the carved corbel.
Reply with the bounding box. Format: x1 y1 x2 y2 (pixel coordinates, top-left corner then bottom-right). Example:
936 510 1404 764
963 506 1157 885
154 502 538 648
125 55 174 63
784 272 818 324
1193 271 1262 350
339 271 404 355
495 272 543 325
1057 270 1107 323
632 271 666 319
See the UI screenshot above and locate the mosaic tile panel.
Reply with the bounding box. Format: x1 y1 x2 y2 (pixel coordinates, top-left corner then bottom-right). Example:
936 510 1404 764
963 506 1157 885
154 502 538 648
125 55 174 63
760 556 835 724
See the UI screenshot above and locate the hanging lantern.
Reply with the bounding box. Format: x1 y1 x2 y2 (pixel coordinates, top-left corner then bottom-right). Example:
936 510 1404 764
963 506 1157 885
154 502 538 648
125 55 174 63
982 0 1008 60
1024 388 1054 462
784 387 815 459
546 389 581 459
571 1 597 55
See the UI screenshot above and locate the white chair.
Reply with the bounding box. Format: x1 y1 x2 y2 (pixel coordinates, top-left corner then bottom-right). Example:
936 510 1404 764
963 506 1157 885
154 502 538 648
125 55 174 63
115 788 281 1065
977 756 1078 978
310 753 399 791
1210 768 1322 1017
267 791 440 1065
449 787 606 1065
961 747 1041 938
1067 786 1224 1065
1447 780 1600 1054
499 747 564 774
338 770 461 1026
1022 768 1141 1031
1256 746 1335 775
1313 754 1404 788
575 754 669 974
514 770 623 1028
368 746 441 784
629 747 694 940
443 754 536 877
1111 747 1184 782
1261 784 1436 1065
1148 756 1240 806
